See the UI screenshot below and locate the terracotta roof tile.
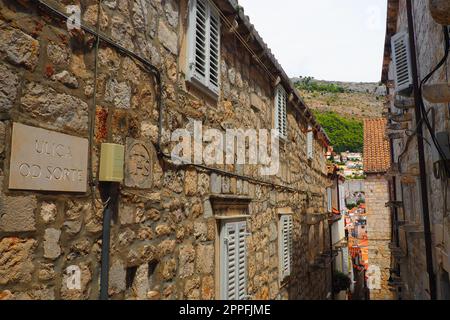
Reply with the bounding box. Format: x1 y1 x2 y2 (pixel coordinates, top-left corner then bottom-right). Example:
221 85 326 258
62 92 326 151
363 119 391 173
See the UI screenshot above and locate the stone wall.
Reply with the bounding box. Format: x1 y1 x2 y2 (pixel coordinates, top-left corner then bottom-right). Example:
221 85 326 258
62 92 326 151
0 0 331 300
365 174 394 300
384 0 450 300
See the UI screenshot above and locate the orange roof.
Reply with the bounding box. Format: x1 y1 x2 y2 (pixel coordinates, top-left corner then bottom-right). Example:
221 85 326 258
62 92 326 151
363 119 391 173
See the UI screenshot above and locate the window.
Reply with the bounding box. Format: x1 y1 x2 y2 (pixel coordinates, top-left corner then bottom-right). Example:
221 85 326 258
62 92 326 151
279 214 293 281
307 124 313 160
275 85 287 139
187 0 221 95
220 220 248 300
327 187 333 213
391 32 413 94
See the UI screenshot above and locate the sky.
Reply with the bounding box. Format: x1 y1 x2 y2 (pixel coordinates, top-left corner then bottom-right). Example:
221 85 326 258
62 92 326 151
238 0 388 83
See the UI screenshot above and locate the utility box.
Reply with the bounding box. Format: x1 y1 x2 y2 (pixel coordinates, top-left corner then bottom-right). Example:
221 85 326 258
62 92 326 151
99 143 125 182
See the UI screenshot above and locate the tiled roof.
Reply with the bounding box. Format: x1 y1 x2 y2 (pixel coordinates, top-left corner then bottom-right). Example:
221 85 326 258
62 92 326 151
363 119 391 173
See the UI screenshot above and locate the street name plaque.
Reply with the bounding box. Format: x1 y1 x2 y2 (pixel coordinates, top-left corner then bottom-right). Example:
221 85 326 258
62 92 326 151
9 123 88 192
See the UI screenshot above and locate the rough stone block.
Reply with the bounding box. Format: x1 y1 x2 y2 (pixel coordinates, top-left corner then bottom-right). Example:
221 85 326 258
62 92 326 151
0 187 37 232
0 28 39 70
0 63 20 112
0 237 36 285
20 82 89 133
43 228 61 260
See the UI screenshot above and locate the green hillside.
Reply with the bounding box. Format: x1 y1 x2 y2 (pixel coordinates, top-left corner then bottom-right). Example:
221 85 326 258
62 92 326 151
313 111 363 153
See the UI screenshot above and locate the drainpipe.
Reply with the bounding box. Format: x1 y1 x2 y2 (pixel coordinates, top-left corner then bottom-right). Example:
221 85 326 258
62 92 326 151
405 0 437 300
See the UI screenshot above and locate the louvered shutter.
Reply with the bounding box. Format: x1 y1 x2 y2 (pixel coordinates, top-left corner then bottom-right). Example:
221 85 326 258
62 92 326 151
188 0 221 94
275 86 287 139
307 124 313 160
221 220 248 300
327 187 332 213
279 215 293 280
391 32 413 94
208 8 220 93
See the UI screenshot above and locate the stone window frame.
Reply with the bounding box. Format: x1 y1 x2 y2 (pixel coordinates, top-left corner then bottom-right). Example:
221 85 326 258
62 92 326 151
211 195 251 300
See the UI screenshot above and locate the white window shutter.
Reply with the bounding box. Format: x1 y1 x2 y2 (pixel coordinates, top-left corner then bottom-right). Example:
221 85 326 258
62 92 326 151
208 7 220 93
279 215 293 280
236 221 248 300
220 221 248 300
391 32 413 94
327 188 333 213
275 86 287 139
188 0 221 94
307 124 313 160
188 0 208 84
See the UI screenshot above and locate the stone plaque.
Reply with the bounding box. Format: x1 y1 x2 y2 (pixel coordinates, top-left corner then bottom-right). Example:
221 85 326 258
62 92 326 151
124 138 155 189
9 123 88 192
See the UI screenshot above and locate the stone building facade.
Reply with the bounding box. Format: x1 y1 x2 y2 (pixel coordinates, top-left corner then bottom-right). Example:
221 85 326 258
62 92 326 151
0 0 332 300
363 119 394 300
382 0 450 300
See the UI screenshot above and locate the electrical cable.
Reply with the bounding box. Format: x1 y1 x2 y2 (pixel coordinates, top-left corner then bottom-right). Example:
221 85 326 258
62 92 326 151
418 26 450 173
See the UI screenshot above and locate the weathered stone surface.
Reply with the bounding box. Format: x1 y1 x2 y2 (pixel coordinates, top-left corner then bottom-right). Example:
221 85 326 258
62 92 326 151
184 168 197 196
178 244 195 278
164 0 179 28
0 238 36 285
160 258 176 281
0 28 39 70
158 20 177 54
105 79 131 109
0 184 37 232
111 15 135 50
158 239 176 257
210 173 221 194
0 63 20 112
118 228 136 246
194 222 207 241
51 70 79 88
38 263 55 281
40 202 57 224
109 260 126 295
43 228 61 260
184 276 201 299
131 264 149 300
155 223 171 237
0 121 4 154
127 244 157 267
201 276 214 300
47 42 70 65
20 82 89 132
196 244 214 274
83 4 109 29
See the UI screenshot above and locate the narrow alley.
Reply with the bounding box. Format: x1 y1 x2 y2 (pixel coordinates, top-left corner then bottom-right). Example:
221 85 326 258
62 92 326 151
0 0 449 304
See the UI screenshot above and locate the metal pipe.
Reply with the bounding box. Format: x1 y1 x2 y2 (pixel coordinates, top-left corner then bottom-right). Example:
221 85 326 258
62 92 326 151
406 0 437 300
99 199 113 300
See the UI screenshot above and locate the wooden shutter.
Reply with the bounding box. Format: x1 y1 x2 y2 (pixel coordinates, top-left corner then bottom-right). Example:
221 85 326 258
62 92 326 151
307 124 313 160
391 32 413 94
220 220 248 300
275 86 287 139
188 0 221 94
279 215 293 280
327 187 333 213
208 7 220 93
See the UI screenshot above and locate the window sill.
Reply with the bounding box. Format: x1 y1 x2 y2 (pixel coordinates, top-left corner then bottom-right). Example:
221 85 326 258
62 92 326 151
186 77 219 102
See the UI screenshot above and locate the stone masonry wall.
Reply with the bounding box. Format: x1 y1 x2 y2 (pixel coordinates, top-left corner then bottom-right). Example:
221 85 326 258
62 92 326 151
365 174 394 300
0 0 331 300
385 0 450 300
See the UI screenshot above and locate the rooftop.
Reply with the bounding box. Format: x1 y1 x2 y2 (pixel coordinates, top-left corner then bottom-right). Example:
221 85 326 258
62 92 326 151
363 119 391 174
